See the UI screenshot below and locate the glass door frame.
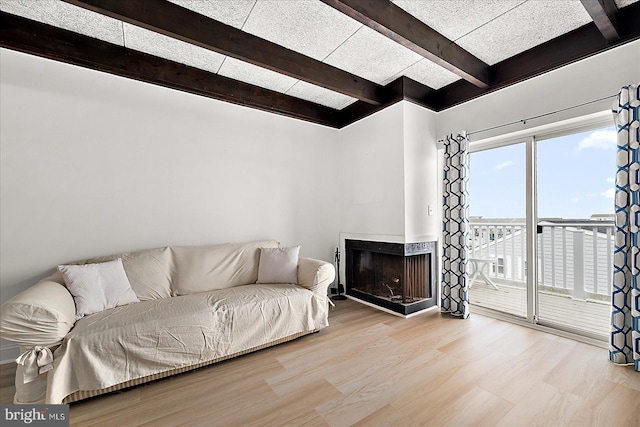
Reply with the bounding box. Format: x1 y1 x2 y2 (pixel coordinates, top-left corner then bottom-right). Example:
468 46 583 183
467 110 613 337
525 136 538 325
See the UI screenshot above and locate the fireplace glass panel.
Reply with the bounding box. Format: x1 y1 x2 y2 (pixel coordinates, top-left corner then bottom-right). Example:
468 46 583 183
352 250 430 304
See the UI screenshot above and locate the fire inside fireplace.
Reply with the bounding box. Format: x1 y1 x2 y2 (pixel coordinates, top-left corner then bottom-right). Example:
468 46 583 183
345 239 436 315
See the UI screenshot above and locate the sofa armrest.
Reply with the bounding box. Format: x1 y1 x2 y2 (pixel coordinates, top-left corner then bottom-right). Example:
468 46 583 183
0 276 76 347
297 257 335 297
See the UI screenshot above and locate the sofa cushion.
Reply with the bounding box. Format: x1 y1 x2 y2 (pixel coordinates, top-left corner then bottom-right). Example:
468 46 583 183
84 247 173 301
58 259 140 320
257 246 300 284
170 240 279 296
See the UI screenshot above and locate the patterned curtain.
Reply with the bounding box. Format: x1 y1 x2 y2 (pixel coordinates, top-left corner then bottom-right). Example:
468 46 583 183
441 133 470 318
609 84 639 371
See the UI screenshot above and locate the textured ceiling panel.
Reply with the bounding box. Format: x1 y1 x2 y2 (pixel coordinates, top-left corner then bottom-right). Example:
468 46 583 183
456 0 592 65
392 0 524 41
400 59 461 90
4 0 635 119
167 0 255 29
324 25 422 85
615 0 639 7
0 0 123 45
241 0 362 61
286 81 357 110
217 57 298 93
123 23 225 74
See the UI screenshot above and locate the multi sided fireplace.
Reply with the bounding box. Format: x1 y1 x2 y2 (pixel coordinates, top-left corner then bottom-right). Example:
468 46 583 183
345 239 437 316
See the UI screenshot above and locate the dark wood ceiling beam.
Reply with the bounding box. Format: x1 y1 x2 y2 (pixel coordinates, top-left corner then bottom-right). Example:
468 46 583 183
335 77 437 128
320 0 490 89
336 77 405 128
579 0 620 42
433 23 611 109
433 1 640 110
3 1 639 127
62 0 384 105
0 12 339 127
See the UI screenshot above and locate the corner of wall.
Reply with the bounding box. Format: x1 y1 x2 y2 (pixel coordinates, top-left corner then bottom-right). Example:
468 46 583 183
402 102 439 242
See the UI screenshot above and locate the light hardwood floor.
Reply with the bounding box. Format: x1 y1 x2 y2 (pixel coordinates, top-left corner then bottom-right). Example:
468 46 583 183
1 299 638 426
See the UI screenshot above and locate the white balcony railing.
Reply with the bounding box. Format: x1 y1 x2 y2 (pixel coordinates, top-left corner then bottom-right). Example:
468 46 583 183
469 220 614 300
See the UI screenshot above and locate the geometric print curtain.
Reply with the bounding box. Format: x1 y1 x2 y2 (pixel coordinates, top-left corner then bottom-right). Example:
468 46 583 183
609 83 639 371
441 132 470 319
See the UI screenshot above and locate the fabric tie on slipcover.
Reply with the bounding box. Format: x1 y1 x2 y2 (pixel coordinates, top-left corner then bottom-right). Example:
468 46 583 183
16 346 54 383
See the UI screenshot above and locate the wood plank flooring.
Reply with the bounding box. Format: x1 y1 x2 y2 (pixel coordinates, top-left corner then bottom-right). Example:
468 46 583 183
1 299 638 426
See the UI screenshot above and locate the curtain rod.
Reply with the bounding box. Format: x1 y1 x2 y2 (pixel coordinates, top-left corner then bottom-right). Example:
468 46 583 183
466 93 617 137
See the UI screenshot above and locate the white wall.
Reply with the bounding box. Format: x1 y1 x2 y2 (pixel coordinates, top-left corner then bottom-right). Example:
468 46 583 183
403 102 439 242
338 102 406 238
338 101 439 242
0 49 340 303
2 38 637 360
336 101 439 308
437 40 640 141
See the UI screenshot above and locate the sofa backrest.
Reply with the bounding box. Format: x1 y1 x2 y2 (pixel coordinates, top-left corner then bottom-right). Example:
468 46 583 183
54 240 279 301
170 240 279 296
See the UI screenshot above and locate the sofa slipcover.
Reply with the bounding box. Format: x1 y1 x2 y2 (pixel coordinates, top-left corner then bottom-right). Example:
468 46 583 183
0 240 334 404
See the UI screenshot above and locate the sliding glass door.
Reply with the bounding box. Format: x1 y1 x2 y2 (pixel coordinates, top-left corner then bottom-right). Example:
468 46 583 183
468 143 527 319
467 120 615 340
536 126 615 339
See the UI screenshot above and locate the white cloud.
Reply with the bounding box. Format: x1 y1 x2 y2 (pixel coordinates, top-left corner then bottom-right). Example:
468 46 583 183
493 160 515 171
602 188 615 198
570 197 579 203
606 177 615 183
576 129 617 151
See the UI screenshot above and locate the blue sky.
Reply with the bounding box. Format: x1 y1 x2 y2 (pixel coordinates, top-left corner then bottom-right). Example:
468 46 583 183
469 126 617 219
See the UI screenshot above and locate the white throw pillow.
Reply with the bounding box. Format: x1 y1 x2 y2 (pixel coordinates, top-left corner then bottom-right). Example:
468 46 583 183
58 259 140 320
256 246 300 284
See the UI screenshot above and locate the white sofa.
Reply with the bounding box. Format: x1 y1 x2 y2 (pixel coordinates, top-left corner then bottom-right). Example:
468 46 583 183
0 240 334 404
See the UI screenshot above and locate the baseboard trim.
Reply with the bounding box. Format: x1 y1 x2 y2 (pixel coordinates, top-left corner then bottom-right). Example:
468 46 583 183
346 295 439 318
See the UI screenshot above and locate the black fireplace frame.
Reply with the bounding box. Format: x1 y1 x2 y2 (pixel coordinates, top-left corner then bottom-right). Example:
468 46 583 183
345 239 437 315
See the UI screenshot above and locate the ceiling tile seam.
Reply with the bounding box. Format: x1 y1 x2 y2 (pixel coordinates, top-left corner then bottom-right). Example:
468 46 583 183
282 80 301 96
318 23 364 63
215 56 227 75
381 57 426 86
278 10 365 101
201 0 258 76
239 0 258 31
451 0 529 43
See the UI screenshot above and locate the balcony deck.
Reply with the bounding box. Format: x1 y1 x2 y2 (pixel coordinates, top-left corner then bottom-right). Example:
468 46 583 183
469 280 611 338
